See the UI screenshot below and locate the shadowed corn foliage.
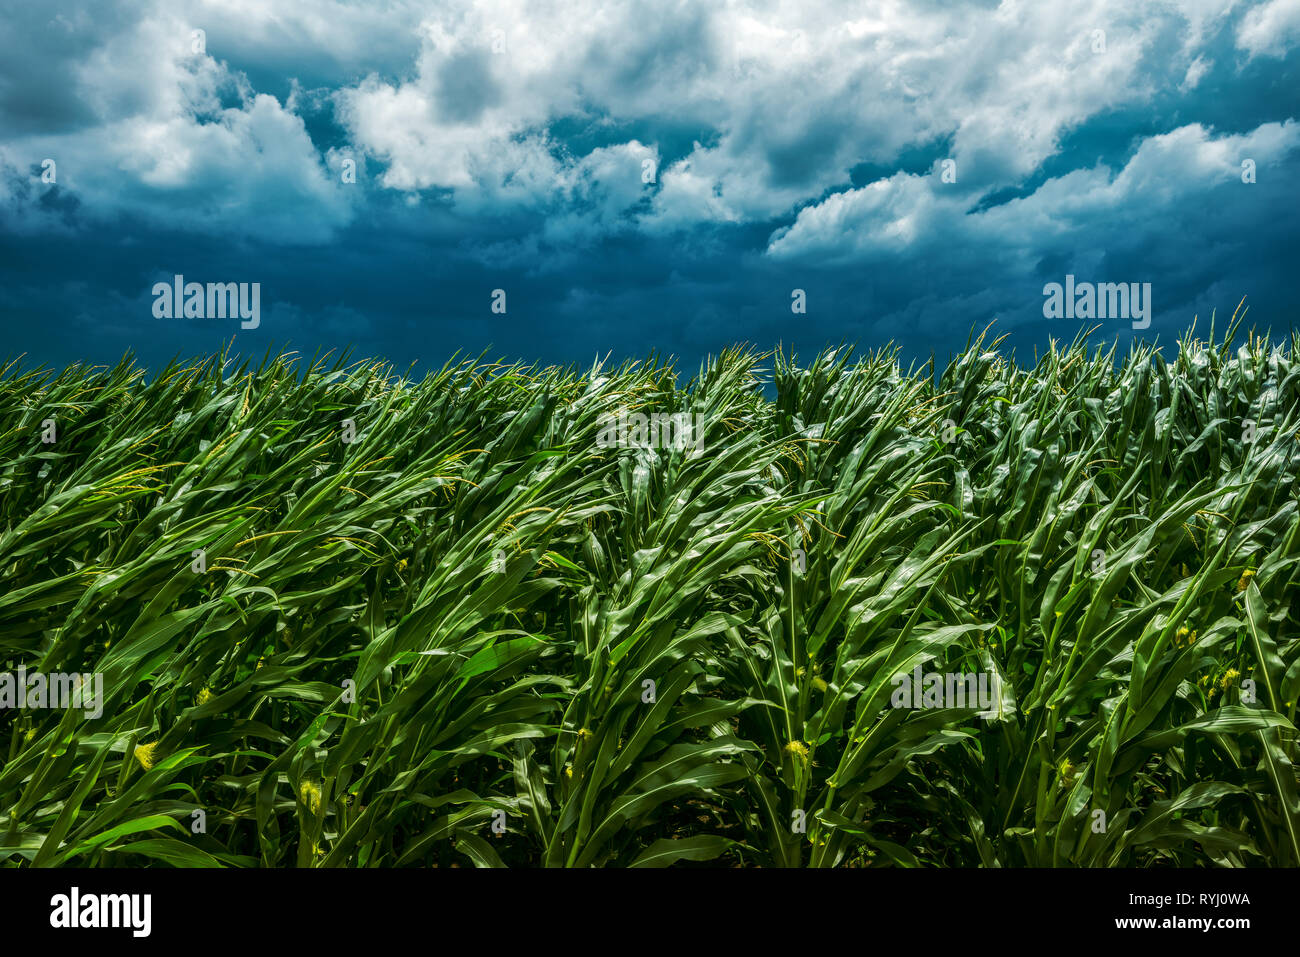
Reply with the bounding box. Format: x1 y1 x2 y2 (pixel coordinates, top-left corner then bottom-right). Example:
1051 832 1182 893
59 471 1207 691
1 321 1298 867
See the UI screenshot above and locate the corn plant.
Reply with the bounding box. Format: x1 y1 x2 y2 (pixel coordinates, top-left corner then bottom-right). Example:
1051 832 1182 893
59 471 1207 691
0 319 1297 867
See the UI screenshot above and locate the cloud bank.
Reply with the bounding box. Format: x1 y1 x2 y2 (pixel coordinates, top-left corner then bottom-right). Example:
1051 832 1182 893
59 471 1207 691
1 0 1297 369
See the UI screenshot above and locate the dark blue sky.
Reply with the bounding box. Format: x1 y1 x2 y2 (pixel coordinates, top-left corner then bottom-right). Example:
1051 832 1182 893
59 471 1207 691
2 0 1298 374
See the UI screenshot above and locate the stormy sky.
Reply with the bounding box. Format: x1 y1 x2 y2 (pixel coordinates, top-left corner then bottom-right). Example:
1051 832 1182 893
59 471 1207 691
1 0 1298 374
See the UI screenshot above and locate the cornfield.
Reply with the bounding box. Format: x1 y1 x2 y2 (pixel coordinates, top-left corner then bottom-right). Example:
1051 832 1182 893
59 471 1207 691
2 320 1298 868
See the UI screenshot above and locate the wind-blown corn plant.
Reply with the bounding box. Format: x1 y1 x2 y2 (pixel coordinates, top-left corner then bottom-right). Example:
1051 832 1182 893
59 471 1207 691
0 321 1297 867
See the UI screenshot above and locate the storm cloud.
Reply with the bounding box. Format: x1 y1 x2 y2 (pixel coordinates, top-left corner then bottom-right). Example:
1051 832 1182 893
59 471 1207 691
1 0 1297 372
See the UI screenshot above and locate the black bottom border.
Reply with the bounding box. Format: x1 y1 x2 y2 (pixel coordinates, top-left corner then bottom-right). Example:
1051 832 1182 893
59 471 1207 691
6 866 1280 943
